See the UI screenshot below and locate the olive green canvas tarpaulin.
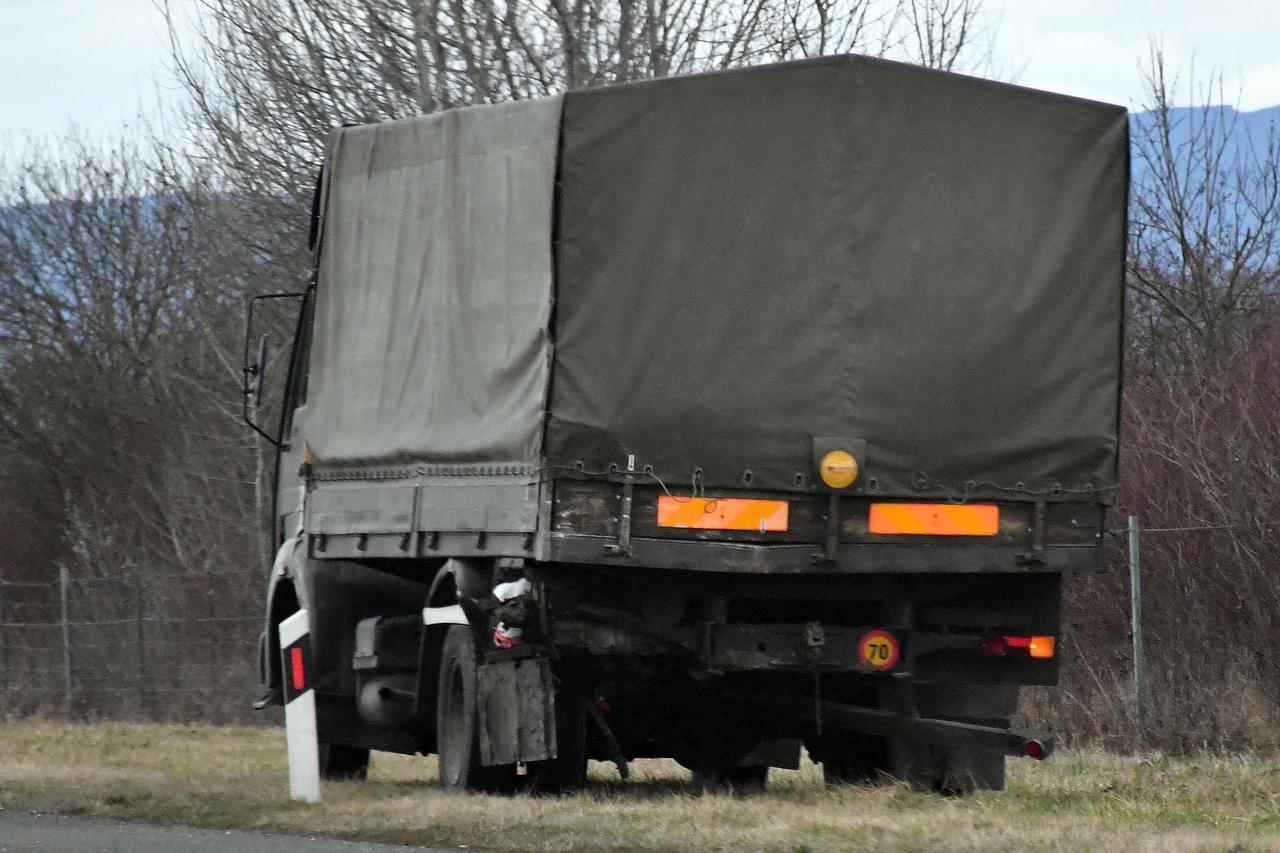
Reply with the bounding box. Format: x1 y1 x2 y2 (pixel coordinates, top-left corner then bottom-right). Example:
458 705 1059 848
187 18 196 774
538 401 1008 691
305 56 1125 506
548 56 1127 500
305 97 562 471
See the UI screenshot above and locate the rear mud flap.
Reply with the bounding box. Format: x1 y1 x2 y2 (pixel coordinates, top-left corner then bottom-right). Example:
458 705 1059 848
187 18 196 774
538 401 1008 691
477 658 557 766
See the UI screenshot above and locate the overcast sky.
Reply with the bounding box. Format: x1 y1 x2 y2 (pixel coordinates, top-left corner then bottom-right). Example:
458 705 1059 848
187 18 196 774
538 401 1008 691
1 0 1277 143
994 0 1280 109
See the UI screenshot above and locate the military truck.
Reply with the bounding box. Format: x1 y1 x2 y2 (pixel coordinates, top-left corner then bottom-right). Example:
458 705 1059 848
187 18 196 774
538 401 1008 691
245 54 1126 793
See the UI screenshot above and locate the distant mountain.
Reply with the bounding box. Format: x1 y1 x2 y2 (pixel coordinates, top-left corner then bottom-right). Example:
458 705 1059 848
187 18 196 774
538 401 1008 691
1129 104 1280 181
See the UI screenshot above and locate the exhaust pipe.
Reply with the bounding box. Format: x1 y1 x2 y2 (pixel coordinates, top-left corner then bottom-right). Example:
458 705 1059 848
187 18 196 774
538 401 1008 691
356 674 417 728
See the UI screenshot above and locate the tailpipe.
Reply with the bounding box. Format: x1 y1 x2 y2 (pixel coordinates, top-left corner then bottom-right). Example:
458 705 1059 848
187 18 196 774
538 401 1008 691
356 674 418 728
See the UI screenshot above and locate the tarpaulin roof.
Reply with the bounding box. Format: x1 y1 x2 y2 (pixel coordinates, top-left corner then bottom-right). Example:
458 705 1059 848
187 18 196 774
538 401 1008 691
307 56 1126 503
305 97 561 472
549 56 1127 500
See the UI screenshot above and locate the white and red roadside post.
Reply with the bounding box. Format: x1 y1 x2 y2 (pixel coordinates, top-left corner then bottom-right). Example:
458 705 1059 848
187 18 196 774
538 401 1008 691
279 609 322 803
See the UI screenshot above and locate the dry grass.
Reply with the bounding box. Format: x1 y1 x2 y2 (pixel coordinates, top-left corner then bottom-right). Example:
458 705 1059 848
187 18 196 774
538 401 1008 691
0 721 1277 851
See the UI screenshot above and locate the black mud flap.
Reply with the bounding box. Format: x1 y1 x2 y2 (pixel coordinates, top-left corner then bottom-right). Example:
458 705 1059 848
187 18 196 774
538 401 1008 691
477 658 558 766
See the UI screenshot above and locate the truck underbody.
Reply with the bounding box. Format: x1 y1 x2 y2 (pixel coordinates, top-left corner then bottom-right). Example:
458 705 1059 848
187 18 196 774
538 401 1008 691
259 479 1094 793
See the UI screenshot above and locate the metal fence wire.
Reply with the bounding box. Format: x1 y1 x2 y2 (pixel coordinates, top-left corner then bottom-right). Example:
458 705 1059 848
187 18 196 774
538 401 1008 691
0 515 1272 728
0 566 263 723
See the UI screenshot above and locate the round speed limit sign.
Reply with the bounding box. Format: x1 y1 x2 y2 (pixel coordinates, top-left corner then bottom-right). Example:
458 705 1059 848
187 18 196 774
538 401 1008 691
858 629 899 671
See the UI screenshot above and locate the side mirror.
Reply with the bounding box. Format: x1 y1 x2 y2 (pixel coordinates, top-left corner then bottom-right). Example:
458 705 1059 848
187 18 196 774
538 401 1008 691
246 333 269 409
243 291 306 447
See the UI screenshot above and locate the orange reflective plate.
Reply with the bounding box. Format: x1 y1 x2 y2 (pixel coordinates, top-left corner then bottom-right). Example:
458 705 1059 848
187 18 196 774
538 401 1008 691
657 496 789 532
868 503 999 536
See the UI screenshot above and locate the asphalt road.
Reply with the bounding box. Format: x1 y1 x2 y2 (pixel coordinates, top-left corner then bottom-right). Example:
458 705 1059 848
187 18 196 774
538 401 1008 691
0 811 454 853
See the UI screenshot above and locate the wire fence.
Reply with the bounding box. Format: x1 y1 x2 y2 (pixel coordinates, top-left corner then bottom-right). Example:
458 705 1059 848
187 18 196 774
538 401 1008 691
1 513 1273 731
1116 514 1279 750
0 564 264 723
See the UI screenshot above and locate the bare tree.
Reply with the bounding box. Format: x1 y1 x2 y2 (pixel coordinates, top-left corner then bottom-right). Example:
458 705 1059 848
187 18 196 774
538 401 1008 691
903 0 987 72
0 130 266 720
405 0 986 107
1128 43 1280 367
1027 45 1280 752
0 134 233 494
166 0 993 283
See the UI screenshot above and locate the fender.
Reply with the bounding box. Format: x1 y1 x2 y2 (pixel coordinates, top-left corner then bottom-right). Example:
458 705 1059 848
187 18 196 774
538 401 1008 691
261 538 313 693
425 557 492 609
415 558 495 726
261 538 430 697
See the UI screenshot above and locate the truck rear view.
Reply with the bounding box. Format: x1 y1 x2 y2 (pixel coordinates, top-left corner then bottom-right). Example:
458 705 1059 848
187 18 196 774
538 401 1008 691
252 55 1126 794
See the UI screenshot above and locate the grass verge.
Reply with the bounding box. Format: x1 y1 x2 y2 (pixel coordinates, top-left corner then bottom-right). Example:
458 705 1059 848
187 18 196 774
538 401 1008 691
0 721 1277 851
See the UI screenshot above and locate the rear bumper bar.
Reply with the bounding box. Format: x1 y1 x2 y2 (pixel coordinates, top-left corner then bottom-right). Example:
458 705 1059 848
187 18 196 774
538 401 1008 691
549 532 1102 574
821 701 1053 759
727 691 1054 759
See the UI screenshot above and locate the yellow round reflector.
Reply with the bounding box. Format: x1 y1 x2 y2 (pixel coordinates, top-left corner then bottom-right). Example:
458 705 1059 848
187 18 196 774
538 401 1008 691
819 450 859 489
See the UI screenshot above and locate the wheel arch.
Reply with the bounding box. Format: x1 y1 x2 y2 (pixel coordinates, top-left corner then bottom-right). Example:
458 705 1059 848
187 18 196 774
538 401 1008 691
418 558 493 744
261 539 315 691
426 557 491 607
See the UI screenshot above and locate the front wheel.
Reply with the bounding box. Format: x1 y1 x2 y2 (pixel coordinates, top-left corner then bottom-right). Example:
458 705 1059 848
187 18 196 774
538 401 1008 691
318 742 370 780
436 625 517 793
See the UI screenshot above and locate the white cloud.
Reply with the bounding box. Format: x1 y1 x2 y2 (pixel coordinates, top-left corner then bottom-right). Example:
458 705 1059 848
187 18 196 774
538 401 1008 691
992 0 1280 110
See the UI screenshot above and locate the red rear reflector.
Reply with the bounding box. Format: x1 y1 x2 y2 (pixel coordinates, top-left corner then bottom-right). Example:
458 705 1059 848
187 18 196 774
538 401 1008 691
1026 740 1045 760
290 646 305 691
868 503 999 536
982 635 1055 659
982 636 1008 657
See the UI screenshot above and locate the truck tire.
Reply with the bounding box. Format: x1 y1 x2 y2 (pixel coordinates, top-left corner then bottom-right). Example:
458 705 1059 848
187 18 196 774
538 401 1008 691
524 693 588 795
886 734 1006 794
880 687 1012 793
436 625 517 794
694 765 769 795
937 746 1005 793
820 732 1004 793
318 742 370 780
820 734 890 787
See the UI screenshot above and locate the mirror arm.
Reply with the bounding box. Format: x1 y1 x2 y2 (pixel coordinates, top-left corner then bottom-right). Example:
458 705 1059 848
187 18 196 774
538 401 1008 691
243 291 307 449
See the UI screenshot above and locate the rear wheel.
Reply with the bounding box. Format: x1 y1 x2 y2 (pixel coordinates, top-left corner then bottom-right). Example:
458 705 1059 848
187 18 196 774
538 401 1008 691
694 765 768 795
876 685 1011 793
884 732 1007 794
436 625 518 793
318 742 370 780
820 734 890 787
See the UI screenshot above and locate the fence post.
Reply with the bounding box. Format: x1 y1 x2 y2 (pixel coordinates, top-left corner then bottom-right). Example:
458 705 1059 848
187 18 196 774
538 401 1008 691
59 565 73 715
0 579 6 682
1127 514 1144 751
136 577 148 718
